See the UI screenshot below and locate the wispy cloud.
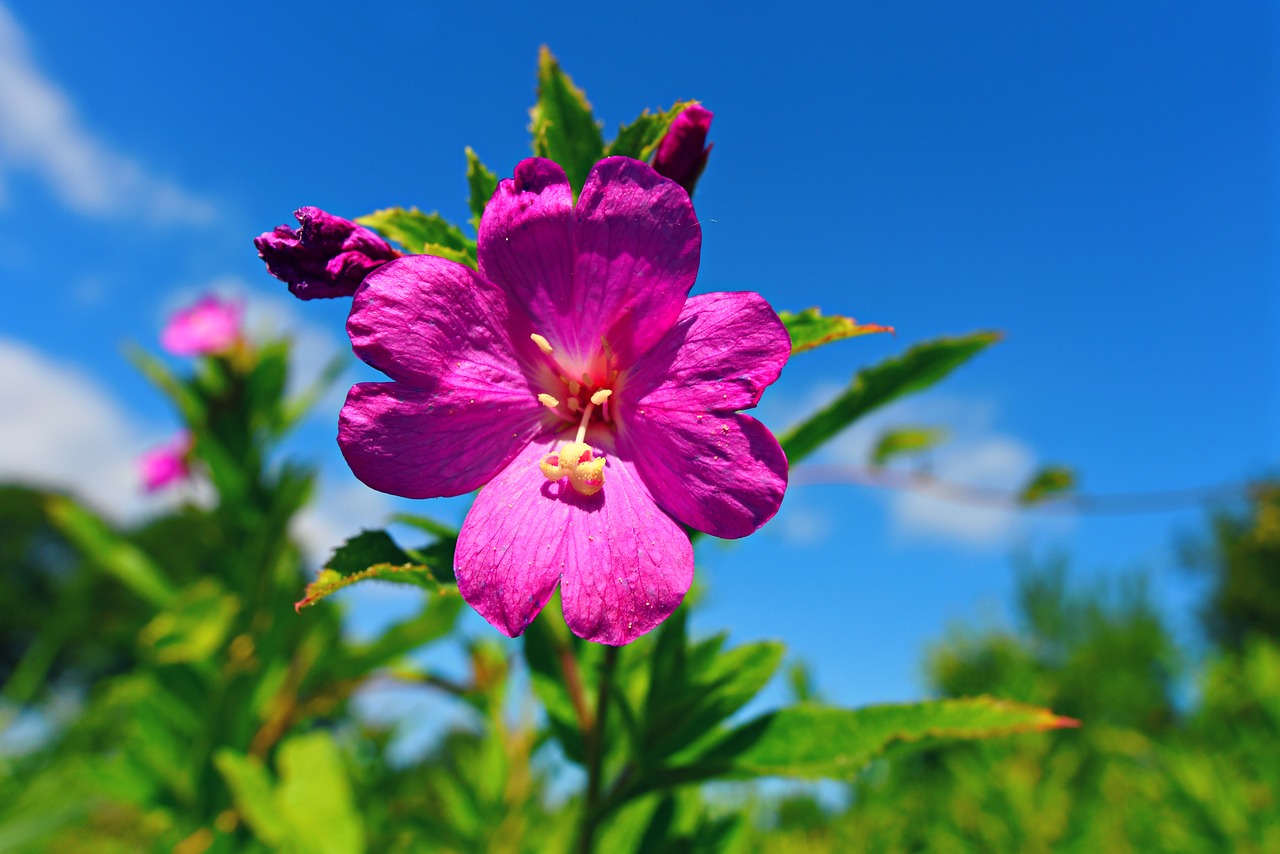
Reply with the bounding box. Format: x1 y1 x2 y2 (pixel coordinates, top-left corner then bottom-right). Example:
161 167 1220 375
0 3 214 224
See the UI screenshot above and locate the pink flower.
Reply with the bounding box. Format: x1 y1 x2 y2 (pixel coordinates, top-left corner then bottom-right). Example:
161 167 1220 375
255 207 399 300
140 432 192 492
339 157 789 645
161 296 241 356
652 104 713 195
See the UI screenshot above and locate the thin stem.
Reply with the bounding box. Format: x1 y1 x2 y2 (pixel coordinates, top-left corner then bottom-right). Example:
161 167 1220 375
577 645 620 854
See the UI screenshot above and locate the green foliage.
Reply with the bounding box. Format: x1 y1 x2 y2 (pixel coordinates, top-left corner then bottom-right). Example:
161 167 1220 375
356 206 476 267
872 425 949 466
779 331 1000 465
465 146 499 232
1019 464 1077 505
530 46 605 195
779 307 894 355
604 101 693 162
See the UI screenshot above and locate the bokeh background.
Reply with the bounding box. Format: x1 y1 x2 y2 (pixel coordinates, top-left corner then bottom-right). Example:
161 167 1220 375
1 0 1274 714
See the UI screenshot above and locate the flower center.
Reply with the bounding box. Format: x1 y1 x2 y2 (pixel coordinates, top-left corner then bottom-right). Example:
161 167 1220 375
530 333 618 497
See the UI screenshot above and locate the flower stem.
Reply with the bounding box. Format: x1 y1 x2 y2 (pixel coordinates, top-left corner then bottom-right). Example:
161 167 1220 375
577 645 620 854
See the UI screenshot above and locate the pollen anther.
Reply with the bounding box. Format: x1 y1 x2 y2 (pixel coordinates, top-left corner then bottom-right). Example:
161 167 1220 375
537 393 560 409
590 388 612 406
530 333 554 354
540 441 605 496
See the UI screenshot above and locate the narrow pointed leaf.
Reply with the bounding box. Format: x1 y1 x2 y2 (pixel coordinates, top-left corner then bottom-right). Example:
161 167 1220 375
780 307 894 355
871 425 949 466
43 495 174 608
529 46 604 193
277 732 365 854
686 697 1078 782
214 750 287 846
779 331 1000 466
466 147 499 232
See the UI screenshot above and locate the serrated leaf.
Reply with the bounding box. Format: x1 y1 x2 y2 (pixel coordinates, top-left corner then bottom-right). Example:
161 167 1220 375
529 46 604 194
294 563 444 611
356 207 476 267
780 307 894 355
466 147 499 232
691 697 1077 782
779 331 1000 466
871 425 949 466
1019 465 1077 505
325 529 414 574
605 100 692 162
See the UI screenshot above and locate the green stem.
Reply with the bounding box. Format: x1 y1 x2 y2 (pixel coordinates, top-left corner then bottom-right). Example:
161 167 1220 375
577 645 620 854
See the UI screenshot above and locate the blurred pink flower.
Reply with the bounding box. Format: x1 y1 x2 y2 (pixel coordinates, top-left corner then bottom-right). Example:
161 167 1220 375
338 157 789 645
161 296 242 356
140 432 192 492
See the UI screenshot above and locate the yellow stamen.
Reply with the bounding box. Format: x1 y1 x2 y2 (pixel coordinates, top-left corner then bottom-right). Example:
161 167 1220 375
566 398 580 413
540 441 605 497
568 379 581 396
537 393 559 409
530 333 554 354
589 388 612 406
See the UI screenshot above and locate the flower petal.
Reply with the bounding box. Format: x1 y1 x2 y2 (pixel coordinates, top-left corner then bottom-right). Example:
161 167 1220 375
348 254 535 389
617 291 791 539
619 411 788 540
455 434 694 644
573 157 701 368
476 158 579 358
621 291 790 412
339 382 547 498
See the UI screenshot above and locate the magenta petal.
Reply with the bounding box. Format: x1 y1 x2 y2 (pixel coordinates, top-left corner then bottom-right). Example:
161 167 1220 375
573 157 701 367
621 291 790 411
617 291 791 539
339 382 547 498
619 411 787 540
455 435 694 644
476 158 579 357
348 254 534 389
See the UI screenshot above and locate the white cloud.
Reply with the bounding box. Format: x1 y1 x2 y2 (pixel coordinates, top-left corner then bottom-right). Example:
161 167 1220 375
776 380 1065 549
0 337 174 519
292 478 393 568
0 3 214 224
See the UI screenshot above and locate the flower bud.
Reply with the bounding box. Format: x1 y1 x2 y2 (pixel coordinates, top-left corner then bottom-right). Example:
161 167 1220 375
652 104 713 195
255 207 399 300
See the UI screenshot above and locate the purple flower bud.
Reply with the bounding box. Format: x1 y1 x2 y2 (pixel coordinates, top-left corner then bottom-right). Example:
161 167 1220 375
652 104 714 195
255 207 400 300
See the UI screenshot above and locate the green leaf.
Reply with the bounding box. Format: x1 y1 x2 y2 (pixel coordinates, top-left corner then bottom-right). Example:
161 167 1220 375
466 147 499 232
214 749 287 846
295 529 453 610
43 494 174 608
605 100 692 162
138 578 239 664
780 307 895 355
1019 464 1077 505
529 45 604 194
871 425 949 466
779 331 1000 466
276 732 366 854
125 343 205 426
692 697 1077 781
356 207 476 267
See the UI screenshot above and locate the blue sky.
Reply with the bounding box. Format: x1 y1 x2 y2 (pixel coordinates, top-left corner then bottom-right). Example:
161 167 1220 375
0 1 1274 711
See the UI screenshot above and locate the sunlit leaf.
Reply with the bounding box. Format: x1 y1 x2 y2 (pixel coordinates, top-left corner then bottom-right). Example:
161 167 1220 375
214 749 286 846
276 732 365 854
530 46 604 194
138 579 239 664
356 207 476 267
1020 465 1077 505
295 564 444 611
780 307 894 355
871 425 949 466
686 697 1077 782
779 331 1000 466
605 100 693 162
